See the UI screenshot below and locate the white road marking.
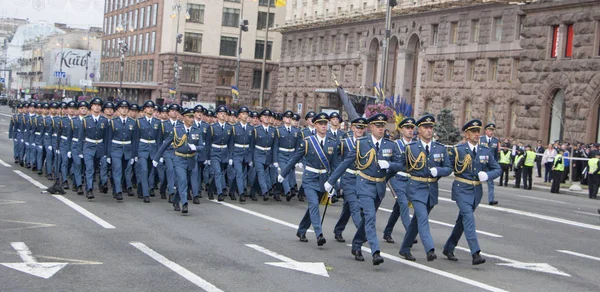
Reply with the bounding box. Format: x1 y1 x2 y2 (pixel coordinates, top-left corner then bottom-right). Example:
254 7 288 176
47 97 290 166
437 195 600 232
514 195 566 204
454 247 570 277
52 195 116 229
0 159 11 167
378 207 502 238
556 250 600 262
574 211 599 217
245 244 329 277
35 255 103 265
356 245 508 292
0 242 68 279
0 199 26 205
13 170 47 189
210 200 314 233
0 219 55 231
0 113 12 117
130 242 224 292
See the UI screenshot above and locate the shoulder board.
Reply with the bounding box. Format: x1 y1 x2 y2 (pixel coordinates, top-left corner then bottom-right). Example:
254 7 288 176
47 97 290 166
383 138 393 143
356 136 368 141
479 144 490 149
433 141 446 147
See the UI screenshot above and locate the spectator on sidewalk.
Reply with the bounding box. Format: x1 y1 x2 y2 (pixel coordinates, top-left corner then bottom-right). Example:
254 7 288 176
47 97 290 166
513 149 524 189
550 148 564 194
498 143 512 187
573 142 584 181
561 143 571 183
588 150 600 200
535 140 544 178
542 144 557 183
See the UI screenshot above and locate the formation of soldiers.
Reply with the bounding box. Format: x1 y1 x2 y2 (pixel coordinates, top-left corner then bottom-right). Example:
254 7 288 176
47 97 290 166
8 98 504 266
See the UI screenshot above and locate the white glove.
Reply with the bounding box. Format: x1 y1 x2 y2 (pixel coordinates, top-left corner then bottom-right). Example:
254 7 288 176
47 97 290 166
56 150 60 155
228 159 233 166
78 154 83 159
48 146 52 151
297 163 303 169
32 143 35 146
159 157 164 163
106 157 111 164
20 139 24 142
38 146 43 149
152 160 159 167
324 181 334 193
277 174 285 183
430 167 438 177
134 157 138 162
67 151 72 158
378 160 390 169
130 158 135 165
478 171 489 182
328 189 336 198
248 161 253 167
204 160 210 165
273 162 279 168
188 144 197 151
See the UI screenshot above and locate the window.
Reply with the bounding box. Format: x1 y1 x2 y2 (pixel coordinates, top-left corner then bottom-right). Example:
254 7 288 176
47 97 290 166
127 35 131 56
298 39 303 55
182 93 198 102
464 100 473 123
216 96 232 107
511 59 519 81
431 24 438 46
222 8 240 27
181 63 201 83
124 61 129 82
184 32 202 53
551 25 559 58
516 15 524 40
129 61 134 81
146 5 151 27
467 60 475 81
257 12 275 30
343 33 349 52
188 4 205 23
132 35 137 56
133 9 138 30
470 19 479 43
219 36 238 56
449 22 458 44
148 60 154 81
356 32 362 51
138 33 143 54
150 31 156 53
489 59 498 81
330 35 336 53
308 37 313 54
254 40 272 59
140 7 145 29
565 24 574 58
142 60 147 82
152 4 158 26
319 36 325 53
217 70 235 86
259 0 275 7
144 32 149 54
136 60 141 82
493 17 503 42
446 61 454 81
427 61 435 81
252 70 270 89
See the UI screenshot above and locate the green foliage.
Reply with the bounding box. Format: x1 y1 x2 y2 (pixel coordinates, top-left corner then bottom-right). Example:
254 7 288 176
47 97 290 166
434 108 461 145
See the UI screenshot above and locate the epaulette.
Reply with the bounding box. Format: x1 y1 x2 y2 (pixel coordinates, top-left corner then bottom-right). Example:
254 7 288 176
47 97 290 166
478 143 490 149
356 136 368 141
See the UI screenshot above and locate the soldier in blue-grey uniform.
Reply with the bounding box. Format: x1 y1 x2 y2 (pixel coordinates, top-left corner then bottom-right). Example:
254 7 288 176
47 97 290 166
107 100 137 201
133 100 162 202
291 111 317 203
25 103 37 169
331 117 368 243
153 108 204 214
33 103 46 175
325 113 401 265
99 101 116 194
42 103 56 179
58 101 77 190
480 123 499 205
9 104 23 164
155 105 170 199
48 102 62 180
192 105 209 203
382 117 417 244
252 109 277 201
246 111 260 201
326 112 347 142
158 104 182 202
70 101 88 195
442 119 501 265
398 114 453 262
277 112 341 246
231 106 253 202
206 105 234 201
77 97 110 199
274 110 301 200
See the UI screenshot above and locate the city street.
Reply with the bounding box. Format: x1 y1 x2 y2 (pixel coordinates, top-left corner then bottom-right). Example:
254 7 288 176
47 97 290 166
0 106 599 292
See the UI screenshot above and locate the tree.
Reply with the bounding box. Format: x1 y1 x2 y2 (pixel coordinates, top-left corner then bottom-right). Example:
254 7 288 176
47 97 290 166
434 108 461 145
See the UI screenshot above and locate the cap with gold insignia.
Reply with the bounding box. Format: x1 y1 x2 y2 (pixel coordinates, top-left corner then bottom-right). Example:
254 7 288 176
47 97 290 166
238 106 250 115
50 102 60 109
182 108 194 117
103 101 115 110
351 117 368 128
159 106 169 113
207 110 215 117
142 100 155 108
292 113 300 121
117 100 130 108
312 112 329 124
78 101 89 108
416 114 435 127
168 104 180 112
462 119 482 132
282 110 294 118
90 97 103 106
260 109 272 117
305 111 316 120
329 112 343 123
194 104 204 113
399 117 416 128
484 123 496 130
129 104 140 111
216 105 228 113
68 101 78 108
250 111 259 118
368 113 388 125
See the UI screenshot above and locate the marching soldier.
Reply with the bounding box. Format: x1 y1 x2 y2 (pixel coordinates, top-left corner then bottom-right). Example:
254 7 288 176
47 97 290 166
42 103 56 180
59 101 77 190
206 105 234 201
134 100 162 202
252 109 277 201
325 114 400 265
33 103 45 175
99 101 116 194
9 104 23 164
274 110 301 200
301 111 317 138
231 106 253 202
155 105 170 199
192 105 209 203
480 123 499 205
50 102 62 181
327 112 347 142
159 104 182 202
108 100 137 201
25 103 37 169
442 119 501 265
398 114 452 262
70 101 88 195
278 112 341 246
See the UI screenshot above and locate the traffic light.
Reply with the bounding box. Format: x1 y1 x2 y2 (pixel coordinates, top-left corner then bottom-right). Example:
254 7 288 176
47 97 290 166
389 0 398 6
241 20 248 32
176 34 183 44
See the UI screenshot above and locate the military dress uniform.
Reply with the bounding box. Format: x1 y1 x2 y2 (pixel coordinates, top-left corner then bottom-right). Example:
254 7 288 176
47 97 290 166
77 98 110 198
294 111 317 202
206 106 234 201
134 101 163 200
8 107 21 164
99 101 116 194
251 109 277 201
33 104 45 175
25 105 37 168
326 112 347 142
159 104 182 200
108 101 137 201
480 123 499 205
193 106 210 201
59 102 77 189
274 110 301 199
231 106 253 202
398 115 452 262
70 101 87 195
42 105 56 179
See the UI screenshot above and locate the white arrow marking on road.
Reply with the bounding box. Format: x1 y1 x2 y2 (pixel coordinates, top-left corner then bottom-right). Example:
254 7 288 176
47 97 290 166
454 246 570 277
245 244 329 277
0 242 67 279
557 250 600 262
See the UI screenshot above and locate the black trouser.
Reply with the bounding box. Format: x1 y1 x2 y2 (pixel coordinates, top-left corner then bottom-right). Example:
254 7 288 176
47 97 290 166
562 166 570 183
589 174 599 199
550 170 563 193
523 166 533 189
499 164 510 186
536 159 542 177
514 168 523 188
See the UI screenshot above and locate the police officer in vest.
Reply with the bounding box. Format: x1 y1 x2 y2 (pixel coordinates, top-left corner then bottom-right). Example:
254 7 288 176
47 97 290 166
442 119 501 265
587 150 600 199
498 143 512 187
77 97 110 199
108 100 136 201
230 106 253 202
153 108 204 214
278 112 340 246
383 117 416 244
550 148 564 194
252 109 277 201
274 110 301 200
480 123 499 205
522 145 536 190
398 114 452 262
331 117 368 243
207 105 234 201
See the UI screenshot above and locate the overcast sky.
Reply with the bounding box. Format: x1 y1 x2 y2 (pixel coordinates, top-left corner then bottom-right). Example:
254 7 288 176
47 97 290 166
1 0 104 29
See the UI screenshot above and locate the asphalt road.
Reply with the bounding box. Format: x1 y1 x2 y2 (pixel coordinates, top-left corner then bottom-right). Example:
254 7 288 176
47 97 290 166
0 106 599 292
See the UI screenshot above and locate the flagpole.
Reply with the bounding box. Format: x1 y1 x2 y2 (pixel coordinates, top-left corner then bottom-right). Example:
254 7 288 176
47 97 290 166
379 0 393 100
259 1 272 108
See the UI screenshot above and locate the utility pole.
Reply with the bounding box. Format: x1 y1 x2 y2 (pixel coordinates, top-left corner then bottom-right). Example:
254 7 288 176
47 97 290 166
235 0 248 102
258 1 271 108
171 2 189 103
379 0 396 101
84 30 91 97
58 37 64 99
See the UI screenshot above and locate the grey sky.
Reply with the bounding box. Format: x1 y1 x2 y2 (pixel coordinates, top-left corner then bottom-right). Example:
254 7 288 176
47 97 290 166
1 0 104 29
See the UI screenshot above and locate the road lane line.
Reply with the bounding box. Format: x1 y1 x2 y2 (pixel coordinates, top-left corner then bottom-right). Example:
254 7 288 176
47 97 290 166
52 195 116 229
357 245 508 292
557 250 600 262
13 170 47 188
0 113 12 117
379 207 502 238
130 242 224 292
210 200 314 233
574 211 599 217
0 159 12 167
514 195 566 204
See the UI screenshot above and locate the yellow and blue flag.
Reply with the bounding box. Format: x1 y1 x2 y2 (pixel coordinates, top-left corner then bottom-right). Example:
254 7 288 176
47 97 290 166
275 0 286 7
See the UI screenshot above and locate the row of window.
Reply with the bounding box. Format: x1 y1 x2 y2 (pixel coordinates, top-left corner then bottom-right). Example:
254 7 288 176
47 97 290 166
181 64 271 90
105 0 151 14
100 59 155 83
286 32 362 57
426 58 519 82
551 24 574 58
431 16 524 46
102 31 156 58
103 4 158 36
282 64 361 84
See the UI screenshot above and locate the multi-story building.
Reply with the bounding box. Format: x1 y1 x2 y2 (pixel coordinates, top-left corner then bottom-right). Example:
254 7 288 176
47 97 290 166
95 0 285 108
276 0 600 144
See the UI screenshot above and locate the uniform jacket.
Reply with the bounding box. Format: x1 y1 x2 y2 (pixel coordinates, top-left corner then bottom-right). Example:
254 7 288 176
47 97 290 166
480 136 499 160
231 122 254 163
252 124 276 165
108 117 137 160
207 121 234 161
450 142 501 207
274 125 301 162
193 120 210 162
153 125 205 161
135 116 162 157
78 115 110 157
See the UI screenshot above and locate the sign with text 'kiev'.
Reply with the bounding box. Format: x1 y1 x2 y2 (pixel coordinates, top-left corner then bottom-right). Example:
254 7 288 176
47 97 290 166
44 49 100 87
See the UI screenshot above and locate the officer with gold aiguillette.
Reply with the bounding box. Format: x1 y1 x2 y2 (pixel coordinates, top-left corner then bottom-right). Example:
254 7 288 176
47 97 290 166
442 119 501 265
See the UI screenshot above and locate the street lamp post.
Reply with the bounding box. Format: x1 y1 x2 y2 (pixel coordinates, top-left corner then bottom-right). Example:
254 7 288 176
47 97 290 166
171 3 190 103
258 0 272 108
57 37 64 99
235 1 248 103
83 31 93 97
116 21 131 100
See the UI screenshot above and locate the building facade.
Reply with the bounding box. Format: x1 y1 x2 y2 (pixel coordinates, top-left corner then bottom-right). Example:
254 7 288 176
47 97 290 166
276 0 600 144
95 0 285 108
